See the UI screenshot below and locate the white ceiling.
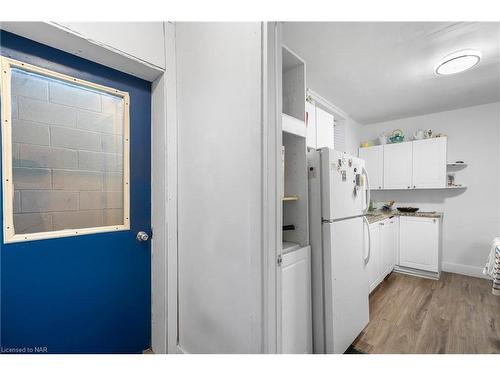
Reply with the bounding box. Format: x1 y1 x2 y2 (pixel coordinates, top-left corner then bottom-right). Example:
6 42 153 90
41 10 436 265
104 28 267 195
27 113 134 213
283 22 500 124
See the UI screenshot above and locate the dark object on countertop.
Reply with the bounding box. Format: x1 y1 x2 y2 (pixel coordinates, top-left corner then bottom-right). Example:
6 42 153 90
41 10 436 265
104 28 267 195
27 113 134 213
382 200 395 211
397 207 419 213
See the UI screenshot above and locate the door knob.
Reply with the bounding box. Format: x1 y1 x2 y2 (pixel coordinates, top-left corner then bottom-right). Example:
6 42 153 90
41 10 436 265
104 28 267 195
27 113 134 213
136 231 149 242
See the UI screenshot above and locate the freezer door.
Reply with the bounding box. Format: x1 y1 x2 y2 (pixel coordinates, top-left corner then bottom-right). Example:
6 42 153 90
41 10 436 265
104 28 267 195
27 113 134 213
320 148 366 220
322 217 369 354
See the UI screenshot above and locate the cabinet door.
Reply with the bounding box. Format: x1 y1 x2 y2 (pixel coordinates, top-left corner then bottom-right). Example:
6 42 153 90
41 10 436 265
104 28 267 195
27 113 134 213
380 218 398 277
315 107 334 149
399 217 439 272
366 224 381 293
383 142 413 189
305 101 317 149
281 246 312 353
359 146 384 190
412 138 447 189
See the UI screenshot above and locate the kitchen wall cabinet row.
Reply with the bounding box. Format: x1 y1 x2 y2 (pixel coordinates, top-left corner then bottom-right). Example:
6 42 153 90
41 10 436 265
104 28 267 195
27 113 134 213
366 215 442 292
359 137 447 190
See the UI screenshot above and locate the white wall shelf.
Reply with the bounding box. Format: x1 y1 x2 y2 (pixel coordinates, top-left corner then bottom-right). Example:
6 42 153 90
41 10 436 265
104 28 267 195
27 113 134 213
282 113 307 138
282 241 301 254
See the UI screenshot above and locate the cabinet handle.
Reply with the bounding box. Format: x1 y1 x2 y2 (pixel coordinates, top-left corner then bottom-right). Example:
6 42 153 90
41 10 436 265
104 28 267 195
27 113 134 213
413 185 416 188
407 186 410 189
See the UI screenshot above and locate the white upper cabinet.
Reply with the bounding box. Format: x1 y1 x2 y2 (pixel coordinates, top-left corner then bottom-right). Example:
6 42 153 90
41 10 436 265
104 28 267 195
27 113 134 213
359 145 383 190
412 138 447 189
383 142 413 190
305 101 317 148
315 107 334 149
399 216 440 273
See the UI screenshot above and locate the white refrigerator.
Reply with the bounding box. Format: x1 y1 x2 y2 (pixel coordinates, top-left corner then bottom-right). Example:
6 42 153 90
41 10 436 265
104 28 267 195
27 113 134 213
308 148 371 354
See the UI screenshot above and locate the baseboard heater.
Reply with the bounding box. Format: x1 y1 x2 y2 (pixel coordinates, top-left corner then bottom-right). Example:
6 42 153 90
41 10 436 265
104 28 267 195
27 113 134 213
393 265 440 280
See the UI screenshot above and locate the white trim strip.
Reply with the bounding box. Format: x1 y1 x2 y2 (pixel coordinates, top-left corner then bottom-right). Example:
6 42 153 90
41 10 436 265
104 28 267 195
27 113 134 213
306 88 349 120
0 56 130 243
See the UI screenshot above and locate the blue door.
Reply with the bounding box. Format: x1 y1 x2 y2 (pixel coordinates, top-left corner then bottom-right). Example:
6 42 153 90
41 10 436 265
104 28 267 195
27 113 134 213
0 31 151 353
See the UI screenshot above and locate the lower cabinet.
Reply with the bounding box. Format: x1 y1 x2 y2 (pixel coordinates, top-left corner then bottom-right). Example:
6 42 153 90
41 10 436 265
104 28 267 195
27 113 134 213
367 223 381 293
381 217 398 277
280 245 312 353
367 217 398 293
366 214 442 290
399 216 441 273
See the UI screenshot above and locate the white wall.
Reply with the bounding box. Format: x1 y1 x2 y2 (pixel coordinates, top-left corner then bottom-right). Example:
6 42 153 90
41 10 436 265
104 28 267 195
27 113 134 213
360 102 500 277
345 118 363 156
175 22 264 353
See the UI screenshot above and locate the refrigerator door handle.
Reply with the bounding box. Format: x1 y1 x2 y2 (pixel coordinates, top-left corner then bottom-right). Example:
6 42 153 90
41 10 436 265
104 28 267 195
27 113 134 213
362 167 371 214
363 216 371 263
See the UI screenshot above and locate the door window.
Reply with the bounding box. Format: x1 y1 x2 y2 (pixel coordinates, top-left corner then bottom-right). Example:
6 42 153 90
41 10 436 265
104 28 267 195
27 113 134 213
1 57 130 242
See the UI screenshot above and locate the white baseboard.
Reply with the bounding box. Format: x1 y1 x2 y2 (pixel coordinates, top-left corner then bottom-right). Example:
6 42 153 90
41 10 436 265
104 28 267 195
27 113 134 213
442 262 489 279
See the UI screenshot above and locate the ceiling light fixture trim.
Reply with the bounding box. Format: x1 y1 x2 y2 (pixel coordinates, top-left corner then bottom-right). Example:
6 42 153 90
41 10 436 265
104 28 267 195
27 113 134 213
435 49 482 75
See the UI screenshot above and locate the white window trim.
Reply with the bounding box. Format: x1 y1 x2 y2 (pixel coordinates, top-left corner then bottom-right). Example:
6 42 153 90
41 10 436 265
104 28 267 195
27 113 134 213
0 56 130 243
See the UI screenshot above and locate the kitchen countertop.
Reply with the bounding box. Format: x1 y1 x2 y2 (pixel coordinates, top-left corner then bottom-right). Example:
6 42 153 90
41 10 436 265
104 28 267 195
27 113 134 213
366 210 443 224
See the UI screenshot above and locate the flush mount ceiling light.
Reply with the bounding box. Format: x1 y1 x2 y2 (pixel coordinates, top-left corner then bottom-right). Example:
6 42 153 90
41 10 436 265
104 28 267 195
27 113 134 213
435 49 482 75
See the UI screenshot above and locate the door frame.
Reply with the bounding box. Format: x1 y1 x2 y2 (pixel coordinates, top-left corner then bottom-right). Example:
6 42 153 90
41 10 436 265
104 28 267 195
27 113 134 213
151 21 179 354
262 21 281 354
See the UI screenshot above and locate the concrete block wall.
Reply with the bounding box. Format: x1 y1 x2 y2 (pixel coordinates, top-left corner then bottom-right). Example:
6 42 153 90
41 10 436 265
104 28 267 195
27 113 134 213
10 69 125 234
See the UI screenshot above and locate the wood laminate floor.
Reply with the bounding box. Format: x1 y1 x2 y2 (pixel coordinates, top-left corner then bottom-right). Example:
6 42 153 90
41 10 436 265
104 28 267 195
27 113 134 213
352 272 500 354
